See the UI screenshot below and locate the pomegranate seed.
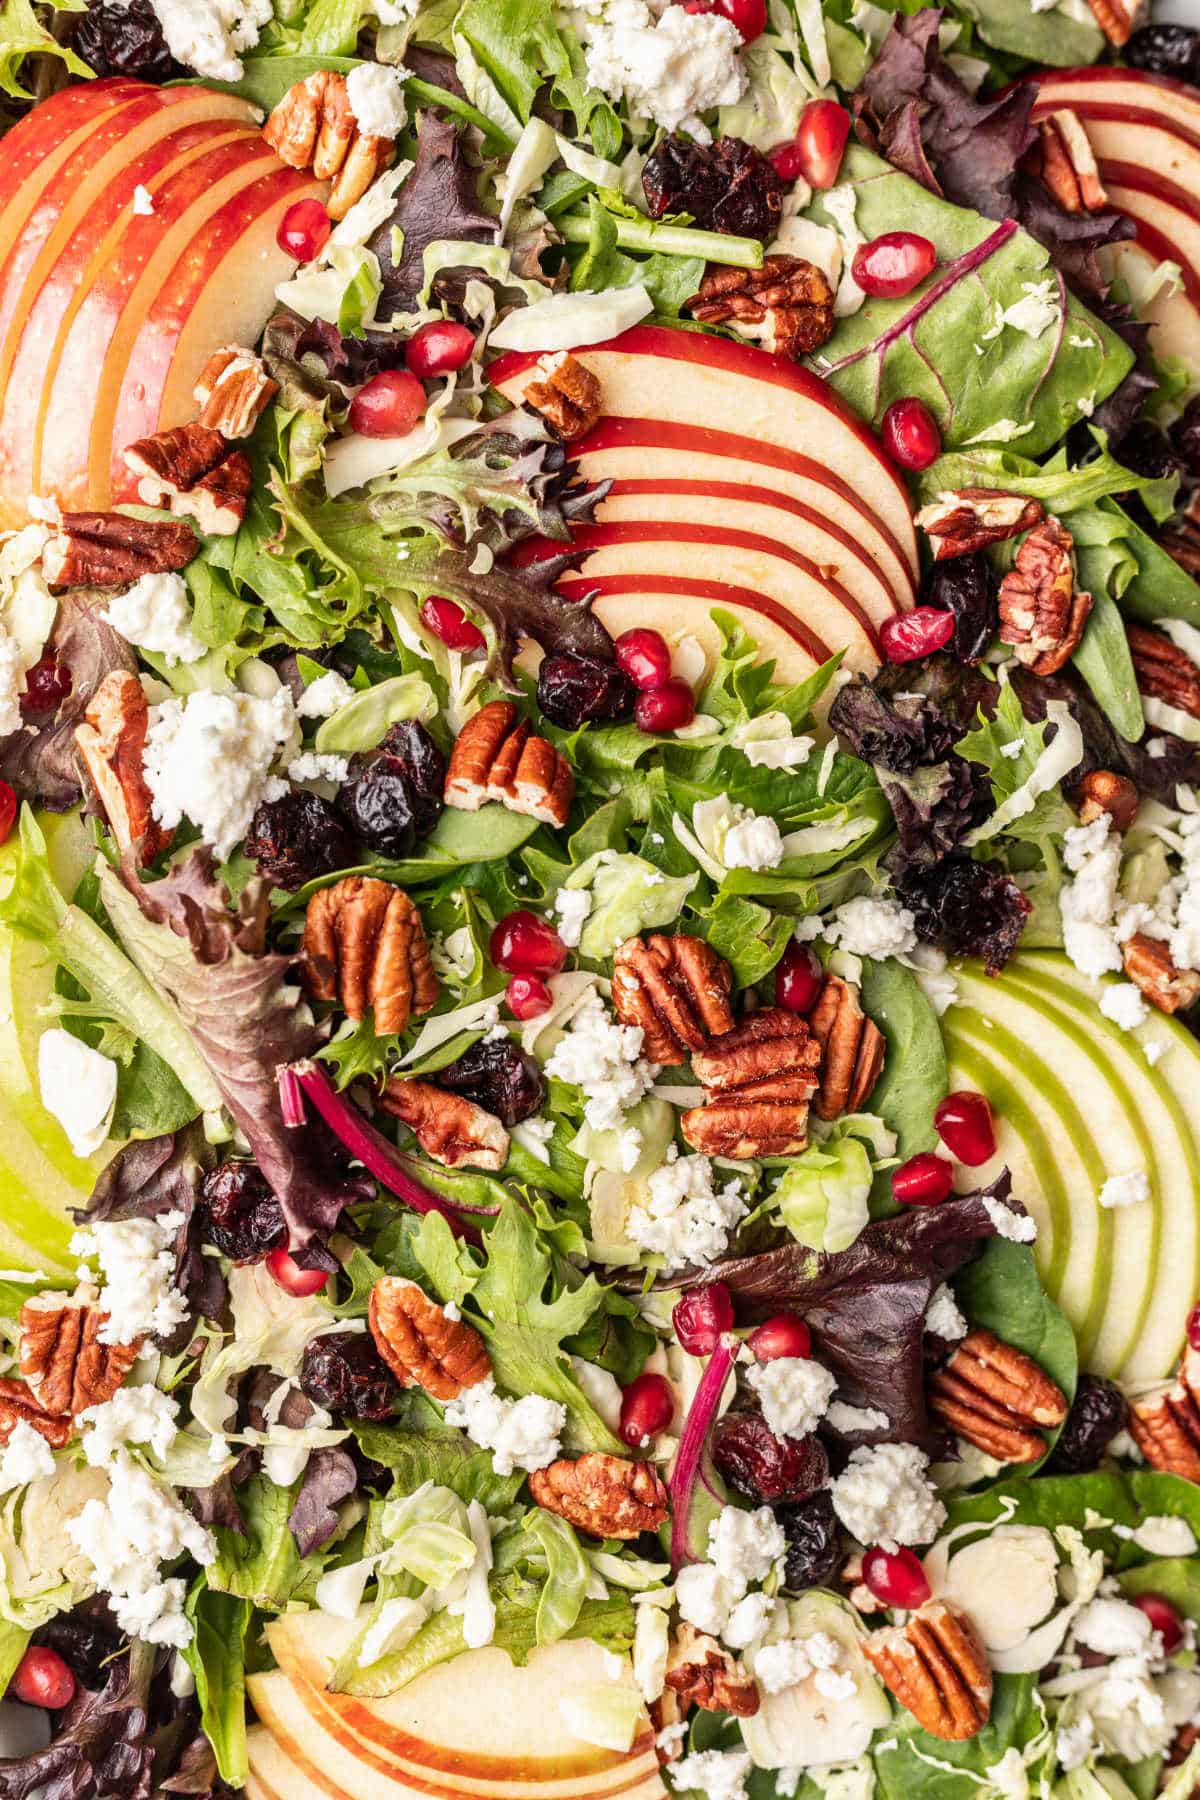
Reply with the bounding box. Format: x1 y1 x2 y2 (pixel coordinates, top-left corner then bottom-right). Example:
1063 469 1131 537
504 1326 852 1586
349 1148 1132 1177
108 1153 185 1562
506 973 552 1019
20 654 71 714
348 369 426 439
681 0 766 39
0 781 16 847
881 396 942 471
266 1248 329 1297
619 1372 675 1445
892 1153 953 1207
775 942 823 1014
421 595 485 652
1132 1592 1185 1653
749 1314 812 1362
11 1647 76 1710
794 100 851 189
852 232 937 299
880 607 955 665
406 320 476 378
935 1091 996 1166
615 627 672 691
277 197 332 262
862 1546 931 1610
1188 1303 1200 1352
673 1283 735 1356
490 910 568 977
769 140 806 183
635 679 695 734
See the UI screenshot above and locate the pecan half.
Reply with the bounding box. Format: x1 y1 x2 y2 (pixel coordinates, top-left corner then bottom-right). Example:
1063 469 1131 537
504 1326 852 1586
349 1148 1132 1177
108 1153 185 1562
997 518 1092 677
123 424 251 536
1127 624 1200 721
1082 0 1146 43
263 71 394 218
689 256 835 358
691 1008 821 1095
302 877 438 1035
0 1378 74 1450
684 1007 821 1157
665 1626 760 1718
807 974 885 1121
611 934 734 1065
74 670 171 861
378 1077 509 1170
193 347 279 440
20 1288 141 1418
1129 1361 1200 1481
524 352 602 441
444 700 574 828
42 513 197 589
1122 933 1200 1016
913 489 1044 561
368 1276 489 1401
864 1603 992 1741
1075 769 1138 833
528 1451 670 1539
1028 111 1108 213
928 1327 1069 1464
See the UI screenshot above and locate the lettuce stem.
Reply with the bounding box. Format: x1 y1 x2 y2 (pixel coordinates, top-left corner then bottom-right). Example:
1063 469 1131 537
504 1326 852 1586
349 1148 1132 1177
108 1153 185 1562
558 211 764 270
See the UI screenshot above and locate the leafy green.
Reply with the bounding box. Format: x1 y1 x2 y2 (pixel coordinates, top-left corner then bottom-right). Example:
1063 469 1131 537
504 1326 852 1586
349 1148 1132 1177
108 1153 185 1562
957 679 1075 854
952 1239 1078 1465
954 0 1104 64
873 1673 1045 1800
1119 1557 1200 1623
0 0 92 99
519 1511 589 1644
208 1475 323 1611
774 1128 876 1254
182 1582 251 1788
698 893 794 988
349 1417 524 1514
858 957 947 1164
568 195 707 316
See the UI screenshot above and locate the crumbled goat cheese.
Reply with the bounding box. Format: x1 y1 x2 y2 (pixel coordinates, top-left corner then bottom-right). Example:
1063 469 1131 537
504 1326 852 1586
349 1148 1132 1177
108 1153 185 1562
675 1562 738 1637
581 0 746 141
1098 1170 1151 1209
731 715 814 769
824 896 917 959
723 811 785 872
287 752 351 785
1099 982 1149 1031
443 1375 564 1477
668 1750 753 1800
0 639 23 736
981 1195 1038 1243
78 1384 179 1467
544 993 657 1133
746 1356 836 1440
625 1151 746 1271
143 687 296 858
297 670 355 719
0 1419 56 1489
132 185 155 216
1129 1515 1198 1556
722 1592 775 1650
1072 1597 1156 1658
926 1283 968 1342
1056 1718 1095 1771
71 1213 189 1346
754 1639 817 1695
147 0 273 82
999 740 1024 760
37 1028 117 1158
554 886 593 949
68 1455 215 1647
825 1402 890 1435
345 62 408 138
908 943 959 1016
1060 817 1125 980
830 1442 946 1548
708 1504 786 1595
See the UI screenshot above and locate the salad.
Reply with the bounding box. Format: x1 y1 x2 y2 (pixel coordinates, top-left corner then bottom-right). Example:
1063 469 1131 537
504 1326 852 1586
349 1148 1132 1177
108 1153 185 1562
2 0 1200 1796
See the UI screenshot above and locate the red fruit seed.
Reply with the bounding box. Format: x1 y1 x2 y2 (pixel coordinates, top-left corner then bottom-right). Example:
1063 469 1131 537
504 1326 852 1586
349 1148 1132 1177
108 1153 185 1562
881 396 942 471
277 197 331 262
775 941 823 1014
862 1545 931 1609
935 1091 996 1167
421 595 485 652
0 781 17 847
1133 1592 1185 1653
681 0 766 41
405 319 476 378
635 679 695 734
1188 1303 1200 1353
794 100 851 189
619 1372 675 1446
20 655 71 714
615 627 673 691
852 232 937 299
880 607 956 665
506 973 553 1019
266 1248 329 1297
490 910 568 977
348 369 427 439
11 1646 76 1710
892 1153 953 1207
749 1313 812 1362
769 140 806 183
673 1283 735 1356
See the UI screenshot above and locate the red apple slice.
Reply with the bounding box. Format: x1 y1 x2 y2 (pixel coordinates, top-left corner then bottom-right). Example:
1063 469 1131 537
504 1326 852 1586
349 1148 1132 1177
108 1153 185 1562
248 1726 345 1800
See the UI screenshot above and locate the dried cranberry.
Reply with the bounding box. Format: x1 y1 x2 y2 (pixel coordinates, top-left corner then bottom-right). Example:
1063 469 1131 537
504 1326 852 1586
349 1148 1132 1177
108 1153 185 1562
896 856 1032 975
1172 396 1200 476
32 1615 122 1691
20 655 71 715
74 0 181 79
11 1646 74 1710
1115 420 1182 484
300 1330 398 1420
713 1412 829 1504
246 790 354 891
379 721 446 836
339 721 446 857
437 1037 547 1126
200 1162 286 1261
925 554 997 667
642 135 783 242
1044 1374 1128 1475
779 1489 842 1592
1126 23 1200 82
536 652 635 729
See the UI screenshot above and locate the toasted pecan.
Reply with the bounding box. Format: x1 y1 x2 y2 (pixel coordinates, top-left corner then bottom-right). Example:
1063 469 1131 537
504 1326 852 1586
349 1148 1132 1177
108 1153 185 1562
1031 110 1108 213
368 1276 489 1401
997 517 1092 677
193 347 279 440
74 670 171 862
528 1451 670 1539
691 1008 821 1095
1128 624 1200 722
913 489 1044 561
1075 769 1138 833
1122 933 1200 1016
0 1378 74 1450
444 700 573 828
689 256 835 358
262 71 394 218
378 1078 509 1170
123 423 251 536
42 513 197 589
928 1327 1068 1465
807 974 885 1120
20 1289 141 1419
611 934 734 1065
865 1603 992 1741
302 878 438 1036
665 1626 760 1718
524 352 602 441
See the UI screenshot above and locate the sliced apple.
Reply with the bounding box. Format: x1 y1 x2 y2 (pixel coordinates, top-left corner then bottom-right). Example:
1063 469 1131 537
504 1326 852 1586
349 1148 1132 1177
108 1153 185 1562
247 1724 346 1800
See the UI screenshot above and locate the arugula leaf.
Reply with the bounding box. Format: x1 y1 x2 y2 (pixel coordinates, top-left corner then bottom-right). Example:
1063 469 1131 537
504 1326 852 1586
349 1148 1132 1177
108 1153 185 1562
0 0 91 99
952 1239 1078 1467
182 1581 251 1788
858 955 947 1165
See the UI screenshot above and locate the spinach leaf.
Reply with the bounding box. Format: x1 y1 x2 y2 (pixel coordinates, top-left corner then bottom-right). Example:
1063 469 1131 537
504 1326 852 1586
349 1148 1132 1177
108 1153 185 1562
952 1238 1078 1464
946 1469 1200 1553
1120 1557 1200 1623
1071 579 1144 744
182 1581 252 1788
859 956 947 1163
874 1673 1044 1800
954 0 1104 64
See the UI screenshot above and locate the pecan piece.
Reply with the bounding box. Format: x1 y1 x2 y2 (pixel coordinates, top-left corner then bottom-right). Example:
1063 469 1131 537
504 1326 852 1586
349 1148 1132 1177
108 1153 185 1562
864 1603 992 1741
302 877 438 1035
691 1008 821 1095
807 974 885 1120
444 700 574 827
665 1626 760 1718
524 352 602 441
1122 933 1200 1016
378 1077 509 1170
263 71 394 219
682 1094 813 1159
193 346 279 440
368 1276 489 1400
1127 623 1200 721
684 1007 821 1158
1075 769 1138 833
0 1378 74 1450
42 512 197 589
1129 1358 1200 1481
528 1452 670 1539
123 423 251 536
20 1288 141 1418
928 1327 1069 1464
611 933 735 1065
689 256 835 358
74 670 172 861
913 489 1044 561
1081 0 1146 43
1030 110 1108 213
997 517 1092 677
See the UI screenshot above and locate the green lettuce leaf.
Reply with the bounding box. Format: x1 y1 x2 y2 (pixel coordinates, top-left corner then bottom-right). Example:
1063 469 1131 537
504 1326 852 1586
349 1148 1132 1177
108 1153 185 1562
519 1510 589 1644
182 1581 252 1788
1 0 92 98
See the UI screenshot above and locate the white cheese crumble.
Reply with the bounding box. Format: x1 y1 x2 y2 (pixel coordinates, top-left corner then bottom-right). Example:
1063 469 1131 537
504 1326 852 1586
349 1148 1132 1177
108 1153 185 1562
708 1504 786 1595
37 1028 117 1158
1099 981 1149 1031
1056 1718 1095 1771
1060 817 1125 980
147 0 273 82
722 1591 775 1650
1098 1170 1150 1209
731 713 814 769
825 1401 890 1435
625 1150 746 1271
345 63 407 138
746 1356 836 1440
143 687 296 859
754 1631 850 1698
442 1375 564 1477
103 573 206 666
71 1212 188 1346
926 1283 968 1342
1072 1596 1156 1657
287 752 351 785
0 639 24 736
544 993 658 1133
78 1384 180 1467
132 185 155 216
981 1194 1037 1243
830 1442 946 1549
669 1750 752 1800
724 811 785 872
553 886 593 949
0 1419 56 1490
1128 1515 1197 1556
68 1455 215 1647
297 670 355 718
823 896 917 960
581 0 746 141
676 1561 738 1637
512 1115 555 1164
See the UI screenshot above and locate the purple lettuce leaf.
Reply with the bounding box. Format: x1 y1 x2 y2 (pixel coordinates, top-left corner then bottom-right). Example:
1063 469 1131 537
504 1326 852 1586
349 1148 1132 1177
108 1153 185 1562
288 1447 358 1555
368 113 498 319
0 1645 154 1800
